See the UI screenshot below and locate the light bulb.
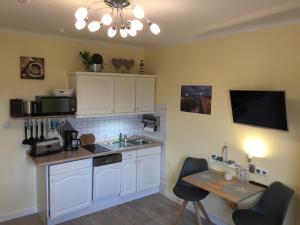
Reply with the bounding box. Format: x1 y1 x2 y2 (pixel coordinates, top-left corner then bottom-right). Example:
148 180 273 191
120 28 128 38
128 27 137 37
131 20 143 31
102 14 112 26
88 21 101 32
75 7 88 20
133 6 144 19
107 27 117 38
150 23 160 35
75 20 86 30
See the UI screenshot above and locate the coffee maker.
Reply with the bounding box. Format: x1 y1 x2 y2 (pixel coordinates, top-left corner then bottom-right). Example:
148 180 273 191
64 130 81 151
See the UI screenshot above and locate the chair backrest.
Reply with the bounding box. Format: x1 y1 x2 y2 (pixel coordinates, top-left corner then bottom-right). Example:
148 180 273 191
254 181 294 225
177 157 208 182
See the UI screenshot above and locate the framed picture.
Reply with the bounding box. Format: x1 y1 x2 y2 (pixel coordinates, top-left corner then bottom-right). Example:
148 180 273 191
180 85 212 114
20 56 45 80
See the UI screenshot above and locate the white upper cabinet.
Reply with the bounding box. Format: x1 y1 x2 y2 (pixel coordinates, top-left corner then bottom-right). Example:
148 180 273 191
69 72 156 117
115 76 136 113
136 77 155 113
72 75 115 116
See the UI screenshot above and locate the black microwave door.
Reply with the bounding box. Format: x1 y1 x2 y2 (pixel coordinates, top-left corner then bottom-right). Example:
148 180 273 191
39 98 76 115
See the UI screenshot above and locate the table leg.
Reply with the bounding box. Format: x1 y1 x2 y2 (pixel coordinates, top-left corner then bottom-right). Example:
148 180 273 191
173 200 188 225
193 201 203 225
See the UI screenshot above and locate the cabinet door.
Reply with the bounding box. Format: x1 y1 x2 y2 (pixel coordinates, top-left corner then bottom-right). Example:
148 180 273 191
49 167 92 219
115 76 136 113
137 154 160 192
77 76 114 115
136 77 155 112
121 158 137 196
93 163 121 200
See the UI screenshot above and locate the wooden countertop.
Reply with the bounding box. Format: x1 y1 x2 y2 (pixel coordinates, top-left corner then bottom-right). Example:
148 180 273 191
27 138 162 167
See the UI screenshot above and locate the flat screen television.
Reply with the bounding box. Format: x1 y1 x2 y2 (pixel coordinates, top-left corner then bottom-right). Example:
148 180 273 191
229 90 288 131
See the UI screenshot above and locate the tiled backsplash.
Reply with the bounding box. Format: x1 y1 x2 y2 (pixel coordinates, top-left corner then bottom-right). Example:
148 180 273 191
68 103 167 143
69 115 145 141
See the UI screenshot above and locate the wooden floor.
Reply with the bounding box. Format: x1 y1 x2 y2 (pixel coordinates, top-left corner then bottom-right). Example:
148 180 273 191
0 194 211 225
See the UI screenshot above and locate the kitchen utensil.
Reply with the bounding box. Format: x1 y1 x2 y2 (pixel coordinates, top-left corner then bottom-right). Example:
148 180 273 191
47 119 56 139
28 120 35 145
40 120 45 141
86 134 96 145
35 120 39 140
80 134 88 146
22 120 31 145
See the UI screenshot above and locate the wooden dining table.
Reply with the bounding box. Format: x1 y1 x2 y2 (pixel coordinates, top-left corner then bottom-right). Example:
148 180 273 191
183 169 265 205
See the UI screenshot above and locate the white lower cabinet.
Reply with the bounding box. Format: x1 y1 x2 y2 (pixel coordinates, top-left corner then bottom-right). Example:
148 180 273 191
93 163 122 200
121 147 161 196
49 159 92 219
121 158 137 196
44 147 161 223
137 153 161 192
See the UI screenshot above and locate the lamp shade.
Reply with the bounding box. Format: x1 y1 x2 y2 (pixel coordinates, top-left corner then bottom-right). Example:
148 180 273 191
88 21 101 32
75 7 88 20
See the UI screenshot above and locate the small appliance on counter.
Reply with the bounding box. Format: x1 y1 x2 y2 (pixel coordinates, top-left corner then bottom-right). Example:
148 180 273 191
30 138 61 156
142 114 160 132
64 130 81 151
35 96 76 116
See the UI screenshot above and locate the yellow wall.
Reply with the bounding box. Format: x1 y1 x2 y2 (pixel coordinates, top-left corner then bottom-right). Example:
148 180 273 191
145 23 300 225
0 31 144 216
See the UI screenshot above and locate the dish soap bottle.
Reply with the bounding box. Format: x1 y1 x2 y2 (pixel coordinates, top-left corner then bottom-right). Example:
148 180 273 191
222 143 229 162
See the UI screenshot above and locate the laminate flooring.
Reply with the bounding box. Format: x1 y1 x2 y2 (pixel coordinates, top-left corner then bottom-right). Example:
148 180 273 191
1 194 211 225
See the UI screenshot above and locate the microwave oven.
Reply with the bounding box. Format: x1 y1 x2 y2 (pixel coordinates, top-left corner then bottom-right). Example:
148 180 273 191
35 96 76 115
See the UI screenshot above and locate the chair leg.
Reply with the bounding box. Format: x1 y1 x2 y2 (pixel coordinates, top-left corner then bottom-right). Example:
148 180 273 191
193 201 203 225
197 201 211 223
173 200 188 225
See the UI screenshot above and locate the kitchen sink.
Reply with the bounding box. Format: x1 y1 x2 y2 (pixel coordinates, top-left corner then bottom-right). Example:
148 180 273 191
100 136 153 150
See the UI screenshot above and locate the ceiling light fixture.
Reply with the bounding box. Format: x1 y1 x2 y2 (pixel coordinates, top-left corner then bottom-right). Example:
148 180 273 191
74 0 160 38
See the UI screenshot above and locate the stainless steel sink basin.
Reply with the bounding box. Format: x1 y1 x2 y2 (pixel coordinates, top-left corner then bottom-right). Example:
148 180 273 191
100 136 153 150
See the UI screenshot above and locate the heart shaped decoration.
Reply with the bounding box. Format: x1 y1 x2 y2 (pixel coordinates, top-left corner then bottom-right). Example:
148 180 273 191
112 58 123 71
124 59 135 72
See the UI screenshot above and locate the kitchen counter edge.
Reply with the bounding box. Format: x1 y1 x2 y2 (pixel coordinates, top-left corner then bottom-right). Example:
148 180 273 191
27 140 162 167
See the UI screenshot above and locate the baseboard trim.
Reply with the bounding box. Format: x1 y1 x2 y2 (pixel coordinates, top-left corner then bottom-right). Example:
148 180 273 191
0 207 37 223
163 191 229 225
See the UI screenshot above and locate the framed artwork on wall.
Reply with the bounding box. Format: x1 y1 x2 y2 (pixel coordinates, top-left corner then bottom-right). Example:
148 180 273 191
20 56 45 80
180 85 212 114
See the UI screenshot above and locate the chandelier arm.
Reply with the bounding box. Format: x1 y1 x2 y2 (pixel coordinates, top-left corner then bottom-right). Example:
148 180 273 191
88 6 111 20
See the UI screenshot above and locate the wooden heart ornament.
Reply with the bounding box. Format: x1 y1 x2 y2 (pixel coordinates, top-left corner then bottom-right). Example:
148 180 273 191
112 58 123 71
112 58 135 72
124 59 135 72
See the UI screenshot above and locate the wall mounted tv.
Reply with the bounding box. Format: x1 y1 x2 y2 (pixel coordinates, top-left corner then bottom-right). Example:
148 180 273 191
229 90 288 131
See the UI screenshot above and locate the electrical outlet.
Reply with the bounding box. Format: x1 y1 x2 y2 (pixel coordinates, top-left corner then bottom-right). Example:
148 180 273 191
255 166 268 176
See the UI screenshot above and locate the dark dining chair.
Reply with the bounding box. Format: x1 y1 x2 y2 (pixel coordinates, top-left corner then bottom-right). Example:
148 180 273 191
232 181 294 225
173 157 211 225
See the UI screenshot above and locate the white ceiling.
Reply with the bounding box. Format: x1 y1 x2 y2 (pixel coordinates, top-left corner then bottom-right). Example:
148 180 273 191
0 0 300 46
